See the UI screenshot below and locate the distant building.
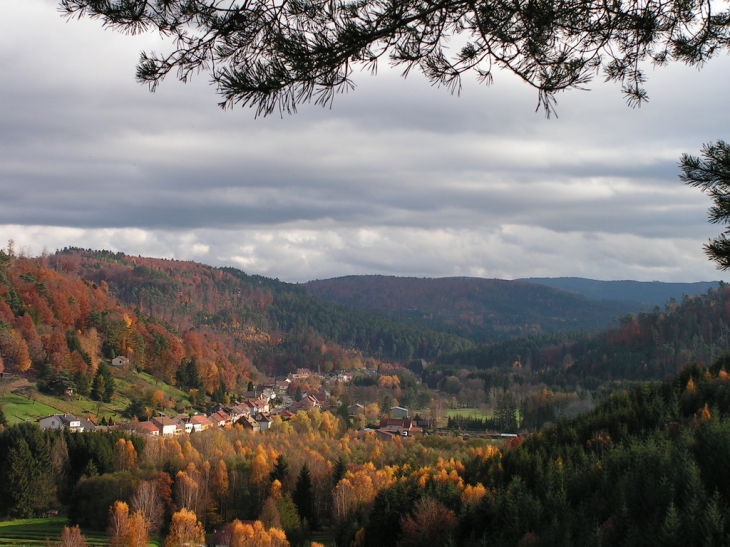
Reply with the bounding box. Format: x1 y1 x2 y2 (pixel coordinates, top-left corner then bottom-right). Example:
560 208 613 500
79 418 97 432
239 414 260 432
376 429 398 442
39 414 83 432
379 417 422 437
209 410 231 428
348 404 365 417
390 406 409 419
111 357 130 367
151 416 178 436
255 413 272 431
189 414 213 432
134 421 160 437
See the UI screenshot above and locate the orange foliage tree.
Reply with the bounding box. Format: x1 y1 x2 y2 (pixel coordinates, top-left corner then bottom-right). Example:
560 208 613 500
164 509 205 547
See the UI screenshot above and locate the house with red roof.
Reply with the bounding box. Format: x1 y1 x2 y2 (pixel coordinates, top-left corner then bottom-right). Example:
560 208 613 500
190 415 213 432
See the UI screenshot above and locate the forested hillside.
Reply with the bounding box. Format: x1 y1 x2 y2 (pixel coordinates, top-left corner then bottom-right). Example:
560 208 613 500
0 248 473 397
3 360 730 547
305 275 638 343
438 284 730 388
520 277 721 306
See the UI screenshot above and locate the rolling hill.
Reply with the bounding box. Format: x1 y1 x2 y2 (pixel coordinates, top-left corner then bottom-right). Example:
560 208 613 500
305 275 642 343
518 277 721 306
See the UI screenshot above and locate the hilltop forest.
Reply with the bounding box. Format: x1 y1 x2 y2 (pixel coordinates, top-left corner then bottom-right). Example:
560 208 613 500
2 246 730 418
305 275 637 343
0 247 478 397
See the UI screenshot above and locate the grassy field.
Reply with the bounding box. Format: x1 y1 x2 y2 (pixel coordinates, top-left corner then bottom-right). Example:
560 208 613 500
128 372 190 405
445 407 493 419
0 518 163 547
0 392 63 425
309 530 335 547
0 368 193 426
0 518 107 547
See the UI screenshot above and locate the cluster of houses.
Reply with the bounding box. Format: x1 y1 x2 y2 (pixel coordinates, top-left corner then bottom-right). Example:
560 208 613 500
38 371 341 438
38 369 425 442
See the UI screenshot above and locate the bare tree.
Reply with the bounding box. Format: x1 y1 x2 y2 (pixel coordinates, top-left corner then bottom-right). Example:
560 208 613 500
131 481 165 533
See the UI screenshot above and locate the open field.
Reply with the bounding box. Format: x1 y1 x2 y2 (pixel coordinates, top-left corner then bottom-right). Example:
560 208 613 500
0 518 107 547
309 530 335 547
130 372 190 405
445 407 493 419
0 392 63 425
0 367 193 426
0 518 162 547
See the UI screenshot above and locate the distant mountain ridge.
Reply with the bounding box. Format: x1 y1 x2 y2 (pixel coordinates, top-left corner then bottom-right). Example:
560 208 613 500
304 275 644 342
518 277 722 306
437 280 730 385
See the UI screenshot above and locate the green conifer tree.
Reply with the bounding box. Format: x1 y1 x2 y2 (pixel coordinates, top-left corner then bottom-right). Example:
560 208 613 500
91 373 106 401
293 463 317 530
659 503 682 547
331 455 347 486
270 455 290 484
7 439 33 517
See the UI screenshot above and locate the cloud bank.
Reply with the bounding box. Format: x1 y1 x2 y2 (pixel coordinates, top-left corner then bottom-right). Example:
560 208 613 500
1 0 729 282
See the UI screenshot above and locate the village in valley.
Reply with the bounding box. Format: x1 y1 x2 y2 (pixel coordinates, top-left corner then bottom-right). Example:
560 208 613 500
37 367 426 441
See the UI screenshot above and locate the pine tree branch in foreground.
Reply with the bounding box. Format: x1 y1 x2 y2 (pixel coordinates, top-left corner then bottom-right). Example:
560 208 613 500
59 0 730 116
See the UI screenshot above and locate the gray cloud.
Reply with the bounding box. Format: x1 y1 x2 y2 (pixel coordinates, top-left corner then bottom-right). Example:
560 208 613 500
1 0 729 282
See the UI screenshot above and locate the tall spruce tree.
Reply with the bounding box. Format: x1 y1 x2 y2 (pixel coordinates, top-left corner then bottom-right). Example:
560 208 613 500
331 455 347 487
6 439 33 517
269 455 290 484
292 463 317 530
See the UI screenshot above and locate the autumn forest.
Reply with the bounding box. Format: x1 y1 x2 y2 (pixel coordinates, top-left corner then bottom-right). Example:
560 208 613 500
2 247 730 546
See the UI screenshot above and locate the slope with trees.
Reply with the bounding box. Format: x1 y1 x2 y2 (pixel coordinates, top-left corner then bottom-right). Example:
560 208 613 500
306 275 637 343
3 361 730 547
435 283 730 393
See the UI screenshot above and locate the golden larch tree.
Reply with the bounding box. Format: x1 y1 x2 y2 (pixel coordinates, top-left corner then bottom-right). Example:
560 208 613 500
164 509 205 547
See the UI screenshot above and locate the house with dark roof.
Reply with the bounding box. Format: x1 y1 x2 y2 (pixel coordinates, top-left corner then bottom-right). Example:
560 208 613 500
239 414 260 432
390 406 409 419
348 404 365 417
39 414 83 432
378 417 423 437
255 413 272 431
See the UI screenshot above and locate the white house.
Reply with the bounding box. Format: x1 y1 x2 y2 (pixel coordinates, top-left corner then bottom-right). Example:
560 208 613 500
151 416 178 436
255 413 272 431
111 357 130 367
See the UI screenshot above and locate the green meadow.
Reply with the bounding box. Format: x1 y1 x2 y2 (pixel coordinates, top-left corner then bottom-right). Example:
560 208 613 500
0 518 107 547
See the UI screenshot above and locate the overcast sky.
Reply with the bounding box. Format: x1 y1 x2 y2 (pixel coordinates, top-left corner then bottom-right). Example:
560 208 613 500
2 0 729 283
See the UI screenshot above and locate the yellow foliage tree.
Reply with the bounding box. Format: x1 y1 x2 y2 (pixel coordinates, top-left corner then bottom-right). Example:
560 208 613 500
461 483 487 508
230 520 289 547
14 333 31 372
114 439 138 471
164 509 205 547
125 511 150 547
108 501 129 547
